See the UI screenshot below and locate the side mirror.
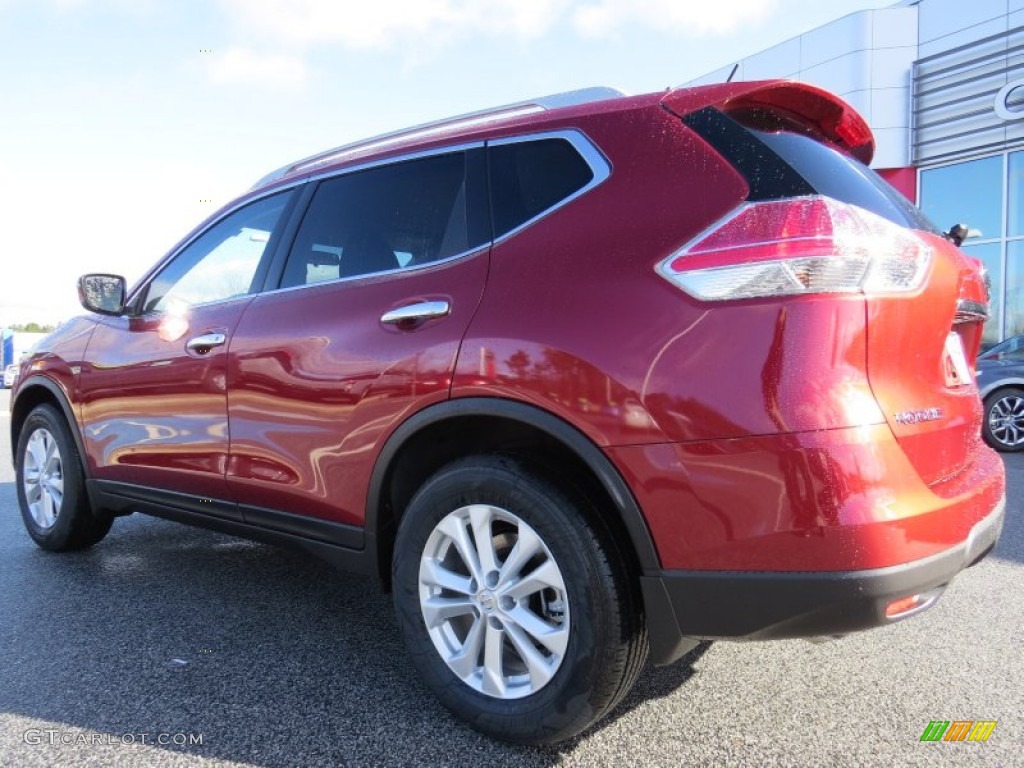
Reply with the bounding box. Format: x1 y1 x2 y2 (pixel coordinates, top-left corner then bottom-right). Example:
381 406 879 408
78 274 127 315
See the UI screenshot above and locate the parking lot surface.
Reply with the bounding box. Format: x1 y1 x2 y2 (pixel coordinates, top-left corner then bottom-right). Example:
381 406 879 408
0 389 1021 767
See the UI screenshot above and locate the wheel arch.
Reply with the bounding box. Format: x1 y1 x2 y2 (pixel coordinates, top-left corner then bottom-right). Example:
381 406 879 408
366 397 662 588
980 379 1024 400
10 376 88 474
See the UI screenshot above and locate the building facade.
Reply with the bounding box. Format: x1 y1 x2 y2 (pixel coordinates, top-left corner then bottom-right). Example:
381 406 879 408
685 0 1024 343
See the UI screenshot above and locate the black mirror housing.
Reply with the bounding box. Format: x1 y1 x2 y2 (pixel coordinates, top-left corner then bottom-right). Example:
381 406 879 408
78 274 127 315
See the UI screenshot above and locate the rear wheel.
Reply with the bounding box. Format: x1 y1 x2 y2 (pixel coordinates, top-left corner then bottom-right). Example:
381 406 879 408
16 404 113 551
392 455 647 745
982 387 1024 452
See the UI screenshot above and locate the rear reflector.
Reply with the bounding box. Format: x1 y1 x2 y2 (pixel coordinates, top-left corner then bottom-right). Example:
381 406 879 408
658 196 931 302
884 587 944 620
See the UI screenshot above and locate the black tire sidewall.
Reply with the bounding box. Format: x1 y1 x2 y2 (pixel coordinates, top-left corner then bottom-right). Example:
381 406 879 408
983 387 1024 452
15 404 90 549
393 456 625 744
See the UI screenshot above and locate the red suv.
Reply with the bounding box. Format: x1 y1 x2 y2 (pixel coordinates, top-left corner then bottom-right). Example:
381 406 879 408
10 81 1005 744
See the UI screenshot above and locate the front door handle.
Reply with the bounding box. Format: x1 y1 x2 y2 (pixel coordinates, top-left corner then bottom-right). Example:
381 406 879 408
380 300 451 326
186 332 227 354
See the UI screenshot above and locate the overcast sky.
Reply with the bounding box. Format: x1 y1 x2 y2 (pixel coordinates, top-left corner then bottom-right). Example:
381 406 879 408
0 0 888 325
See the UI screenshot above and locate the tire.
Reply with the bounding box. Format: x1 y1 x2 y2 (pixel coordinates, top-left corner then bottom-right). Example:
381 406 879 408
15 404 113 551
982 387 1024 452
392 455 647 745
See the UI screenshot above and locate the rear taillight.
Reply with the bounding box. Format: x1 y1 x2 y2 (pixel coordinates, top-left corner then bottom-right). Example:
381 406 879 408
658 196 931 301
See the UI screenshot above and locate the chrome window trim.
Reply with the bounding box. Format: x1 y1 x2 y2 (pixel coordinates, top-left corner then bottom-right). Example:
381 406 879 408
251 86 625 189
261 244 491 298
130 143 485 311
127 186 300 315
487 129 613 246
134 130 612 306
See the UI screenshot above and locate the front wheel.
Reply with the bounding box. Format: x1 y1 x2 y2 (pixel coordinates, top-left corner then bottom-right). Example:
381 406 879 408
392 455 647 745
982 387 1024 452
16 404 113 551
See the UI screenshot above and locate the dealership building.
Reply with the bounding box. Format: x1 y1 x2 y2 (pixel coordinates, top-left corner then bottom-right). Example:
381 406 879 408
686 0 1024 343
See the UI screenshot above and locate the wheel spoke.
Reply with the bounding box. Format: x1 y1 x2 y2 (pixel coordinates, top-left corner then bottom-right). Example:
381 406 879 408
437 515 483 583
421 596 476 628
507 605 570 656
420 559 474 596
500 559 564 601
504 622 558 690
469 505 500 577
497 526 542 587
447 615 486 678
481 621 506 697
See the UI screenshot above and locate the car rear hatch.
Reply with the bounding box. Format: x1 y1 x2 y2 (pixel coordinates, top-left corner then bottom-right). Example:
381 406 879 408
661 81 990 487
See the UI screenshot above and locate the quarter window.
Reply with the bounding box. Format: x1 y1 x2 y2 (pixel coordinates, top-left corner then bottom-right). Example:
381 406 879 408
143 191 291 313
488 138 596 238
281 151 485 288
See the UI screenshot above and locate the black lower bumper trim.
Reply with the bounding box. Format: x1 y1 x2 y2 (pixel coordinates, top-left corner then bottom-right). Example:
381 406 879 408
643 495 1005 665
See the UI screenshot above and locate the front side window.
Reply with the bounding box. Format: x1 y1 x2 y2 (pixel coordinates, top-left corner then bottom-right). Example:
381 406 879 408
142 191 292 313
281 151 485 288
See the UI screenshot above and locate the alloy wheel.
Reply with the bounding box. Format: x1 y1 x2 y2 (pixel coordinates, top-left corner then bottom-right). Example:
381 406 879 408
989 394 1024 448
418 504 571 700
22 427 64 529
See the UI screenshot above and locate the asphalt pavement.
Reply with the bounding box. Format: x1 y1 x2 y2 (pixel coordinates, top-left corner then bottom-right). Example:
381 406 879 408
0 388 1021 767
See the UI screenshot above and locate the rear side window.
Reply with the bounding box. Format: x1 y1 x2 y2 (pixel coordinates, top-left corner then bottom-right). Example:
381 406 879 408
683 107 940 234
488 138 596 238
280 150 488 288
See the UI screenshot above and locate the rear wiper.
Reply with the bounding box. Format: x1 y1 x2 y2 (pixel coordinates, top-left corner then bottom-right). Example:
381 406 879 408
944 223 969 247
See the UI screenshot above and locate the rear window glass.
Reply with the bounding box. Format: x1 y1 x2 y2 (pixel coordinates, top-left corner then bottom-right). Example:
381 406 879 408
488 138 594 238
754 128 940 235
684 107 940 235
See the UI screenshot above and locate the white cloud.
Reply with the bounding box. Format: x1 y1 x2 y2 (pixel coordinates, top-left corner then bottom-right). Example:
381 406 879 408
208 46 308 88
216 0 569 50
573 0 782 38
217 0 781 51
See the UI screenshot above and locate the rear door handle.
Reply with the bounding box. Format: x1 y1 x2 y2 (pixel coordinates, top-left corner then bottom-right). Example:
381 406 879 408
186 332 227 354
380 300 451 325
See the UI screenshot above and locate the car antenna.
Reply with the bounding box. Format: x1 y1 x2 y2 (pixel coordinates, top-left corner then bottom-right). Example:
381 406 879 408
726 64 739 83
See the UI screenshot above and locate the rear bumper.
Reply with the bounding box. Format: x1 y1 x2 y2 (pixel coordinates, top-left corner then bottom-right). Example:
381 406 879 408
643 493 1005 665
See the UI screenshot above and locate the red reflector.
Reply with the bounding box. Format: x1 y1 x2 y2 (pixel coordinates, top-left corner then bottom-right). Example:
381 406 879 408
885 596 921 618
884 587 943 620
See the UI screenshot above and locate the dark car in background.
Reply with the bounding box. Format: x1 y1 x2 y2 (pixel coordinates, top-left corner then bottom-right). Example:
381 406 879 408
977 334 1024 451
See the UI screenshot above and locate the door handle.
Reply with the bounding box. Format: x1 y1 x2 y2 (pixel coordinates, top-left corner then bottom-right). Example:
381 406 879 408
186 332 227 354
380 300 451 326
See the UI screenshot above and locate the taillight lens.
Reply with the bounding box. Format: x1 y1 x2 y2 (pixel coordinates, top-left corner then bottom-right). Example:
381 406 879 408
658 196 931 301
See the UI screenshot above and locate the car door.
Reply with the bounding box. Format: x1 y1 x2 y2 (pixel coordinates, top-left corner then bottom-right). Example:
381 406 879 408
225 147 490 536
78 189 297 517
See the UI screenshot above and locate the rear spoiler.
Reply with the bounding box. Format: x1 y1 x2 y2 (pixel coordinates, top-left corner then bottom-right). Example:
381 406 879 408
660 80 874 165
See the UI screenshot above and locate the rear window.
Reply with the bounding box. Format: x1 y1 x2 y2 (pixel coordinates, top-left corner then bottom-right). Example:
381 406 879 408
683 107 940 235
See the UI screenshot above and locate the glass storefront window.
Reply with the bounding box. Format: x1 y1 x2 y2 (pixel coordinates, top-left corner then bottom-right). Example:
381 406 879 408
1006 242 1024 338
1008 152 1024 237
919 155 1002 241
962 242 1003 345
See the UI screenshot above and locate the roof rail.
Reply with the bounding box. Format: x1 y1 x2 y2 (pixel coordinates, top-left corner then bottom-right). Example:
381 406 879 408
251 86 627 189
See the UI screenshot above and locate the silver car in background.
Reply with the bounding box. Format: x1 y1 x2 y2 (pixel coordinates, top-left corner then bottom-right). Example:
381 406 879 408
3 364 18 389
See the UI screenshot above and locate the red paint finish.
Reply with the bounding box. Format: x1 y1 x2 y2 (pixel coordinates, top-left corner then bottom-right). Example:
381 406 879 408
77 298 251 506
226 251 489 525
12 81 1003 594
608 425 1003 571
